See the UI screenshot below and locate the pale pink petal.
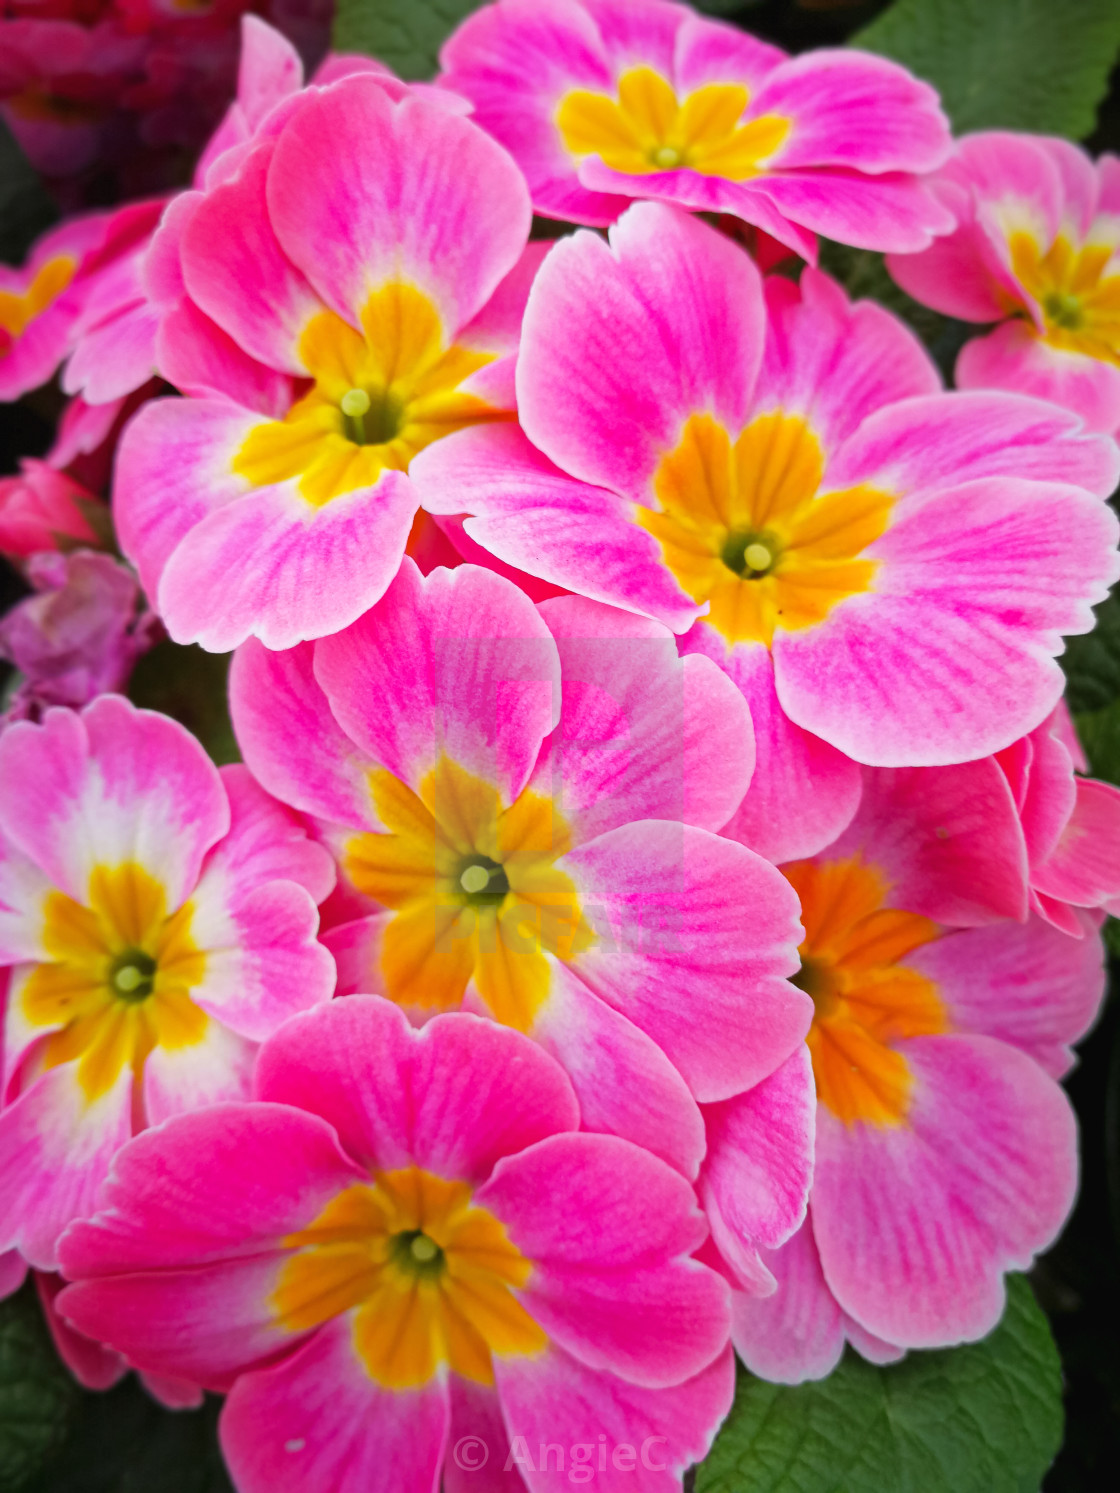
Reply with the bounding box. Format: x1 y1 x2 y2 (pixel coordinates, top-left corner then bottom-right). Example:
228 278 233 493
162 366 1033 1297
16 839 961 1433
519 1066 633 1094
812 1034 1078 1346
0 1065 132 1271
957 321 1120 436
773 478 1120 766
730 1218 845 1384
313 561 560 803
156 300 293 415
141 1021 258 1127
412 425 699 633
255 996 579 1184
113 397 260 609
530 962 706 1179
517 204 765 503
700 1046 815 1294
494 1343 735 1491
221 1315 448 1493
682 630 862 865
229 639 381 830
752 49 949 174
562 822 809 1100
824 760 1029 925
478 1132 727 1388
156 472 419 652
909 916 1106 1080
531 596 753 839
759 269 941 458
268 77 530 335
0 695 228 910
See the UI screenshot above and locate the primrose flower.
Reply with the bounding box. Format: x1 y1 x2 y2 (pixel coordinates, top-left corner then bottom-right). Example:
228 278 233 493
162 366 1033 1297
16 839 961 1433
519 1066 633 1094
0 459 103 559
888 134 1120 433
59 996 734 1493
0 695 336 1272
114 70 537 651
995 702 1120 935
0 551 159 727
724 762 1103 1381
438 0 953 258
0 213 107 403
230 560 810 1183
413 204 1120 863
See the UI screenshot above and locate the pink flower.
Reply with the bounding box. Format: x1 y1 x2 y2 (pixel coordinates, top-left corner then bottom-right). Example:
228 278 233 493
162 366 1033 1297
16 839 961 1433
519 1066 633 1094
438 0 953 257
0 694 336 1273
721 763 1102 1380
0 551 157 724
995 702 1120 934
412 203 1120 862
114 71 537 650
58 996 734 1493
0 459 103 558
888 133 1120 433
230 560 812 1194
0 212 109 402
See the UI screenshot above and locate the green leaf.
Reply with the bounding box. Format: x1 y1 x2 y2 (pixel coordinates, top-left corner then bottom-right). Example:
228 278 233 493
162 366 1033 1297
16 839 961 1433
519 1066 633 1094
333 0 486 80
127 640 240 767
851 0 1120 139
23 1378 233 1493
0 1283 81 1492
696 1275 1063 1493
1062 587 1120 717
0 117 58 267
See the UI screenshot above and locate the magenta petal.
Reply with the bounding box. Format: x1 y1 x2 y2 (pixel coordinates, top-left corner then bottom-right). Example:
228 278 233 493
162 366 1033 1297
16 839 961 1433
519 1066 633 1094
221 1316 449 1493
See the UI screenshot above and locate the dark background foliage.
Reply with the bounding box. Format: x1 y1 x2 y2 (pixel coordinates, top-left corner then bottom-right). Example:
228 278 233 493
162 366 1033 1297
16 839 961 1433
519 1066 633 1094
1 1 1119 1489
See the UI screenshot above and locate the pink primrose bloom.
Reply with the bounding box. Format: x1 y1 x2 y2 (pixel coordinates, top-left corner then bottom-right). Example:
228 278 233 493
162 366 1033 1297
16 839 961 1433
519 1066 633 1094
723 762 1102 1380
995 702 1120 935
888 133 1120 433
229 559 813 1200
0 694 336 1273
0 212 109 402
114 70 536 650
0 459 103 558
0 550 159 725
59 996 734 1493
412 203 1120 861
438 0 952 258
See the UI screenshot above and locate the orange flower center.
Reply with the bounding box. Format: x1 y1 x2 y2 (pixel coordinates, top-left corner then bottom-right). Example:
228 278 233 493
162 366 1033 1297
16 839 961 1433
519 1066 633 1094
273 1166 545 1388
0 255 76 356
1009 229 1120 366
232 281 509 507
345 756 593 1030
20 862 208 1101
783 856 947 1126
556 67 789 180
639 412 893 647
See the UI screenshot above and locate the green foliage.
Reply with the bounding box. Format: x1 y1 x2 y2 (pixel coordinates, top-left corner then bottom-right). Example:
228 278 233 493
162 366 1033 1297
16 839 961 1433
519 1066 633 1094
333 0 485 80
852 0 1120 139
22 1378 233 1493
0 118 58 267
128 641 240 766
697 1277 1063 1493
0 1284 81 1492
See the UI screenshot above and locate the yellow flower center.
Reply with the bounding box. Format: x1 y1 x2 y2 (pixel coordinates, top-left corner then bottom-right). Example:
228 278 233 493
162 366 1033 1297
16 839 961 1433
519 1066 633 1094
20 862 208 1101
556 66 789 181
273 1166 545 1388
1009 229 1120 366
783 856 946 1127
344 756 593 1031
639 411 893 647
231 281 510 508
0 255 75 354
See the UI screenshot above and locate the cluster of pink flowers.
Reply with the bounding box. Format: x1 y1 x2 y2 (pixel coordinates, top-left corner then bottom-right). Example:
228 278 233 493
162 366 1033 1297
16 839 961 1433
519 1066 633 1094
1 2 1118 1488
